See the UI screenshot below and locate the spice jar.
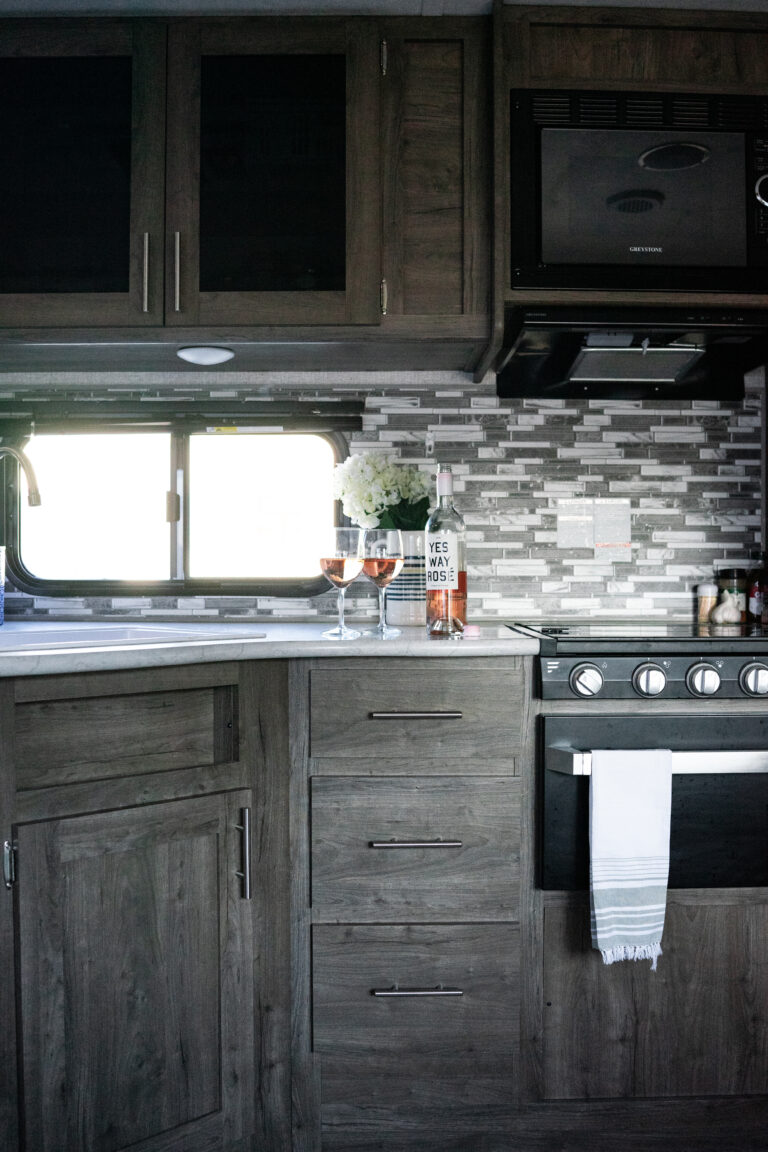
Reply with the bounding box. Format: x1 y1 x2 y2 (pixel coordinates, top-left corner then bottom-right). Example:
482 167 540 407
696 582 718 625
717 568 747 622
747 554 768 626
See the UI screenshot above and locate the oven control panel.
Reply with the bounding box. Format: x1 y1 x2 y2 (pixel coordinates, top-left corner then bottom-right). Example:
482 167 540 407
541 656 768 699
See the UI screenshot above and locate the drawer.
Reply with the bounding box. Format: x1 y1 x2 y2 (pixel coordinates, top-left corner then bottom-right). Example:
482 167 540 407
311 776 520 921
314 923 519 1059
309 659 524 768
313 924 519 1129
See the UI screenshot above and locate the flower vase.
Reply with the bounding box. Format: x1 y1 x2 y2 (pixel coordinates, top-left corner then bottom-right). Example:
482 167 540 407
386 529 426 627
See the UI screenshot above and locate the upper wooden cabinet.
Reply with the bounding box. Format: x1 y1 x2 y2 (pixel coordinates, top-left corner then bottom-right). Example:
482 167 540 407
504 5 768 91
0 17 381 330
165 19 380 327
0 20 166 327
379 19 491 333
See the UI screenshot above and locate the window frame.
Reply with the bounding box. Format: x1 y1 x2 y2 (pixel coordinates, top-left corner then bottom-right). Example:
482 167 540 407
0 416 351 599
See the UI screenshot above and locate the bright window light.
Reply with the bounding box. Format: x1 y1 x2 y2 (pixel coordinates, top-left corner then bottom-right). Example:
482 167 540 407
19 433 172 580
188 432 334 578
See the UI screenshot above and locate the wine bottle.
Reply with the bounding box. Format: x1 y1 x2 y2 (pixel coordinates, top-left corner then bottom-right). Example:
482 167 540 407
425 464 467 638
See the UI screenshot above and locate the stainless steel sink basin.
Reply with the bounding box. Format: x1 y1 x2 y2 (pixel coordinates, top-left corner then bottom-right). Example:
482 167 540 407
0 624 266 650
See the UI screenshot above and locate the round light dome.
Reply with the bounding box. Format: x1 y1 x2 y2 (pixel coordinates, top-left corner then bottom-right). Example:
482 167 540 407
176 346 235 366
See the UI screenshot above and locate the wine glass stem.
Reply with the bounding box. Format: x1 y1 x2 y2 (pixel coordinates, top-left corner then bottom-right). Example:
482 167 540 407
378 587 387 631
337 586 347 633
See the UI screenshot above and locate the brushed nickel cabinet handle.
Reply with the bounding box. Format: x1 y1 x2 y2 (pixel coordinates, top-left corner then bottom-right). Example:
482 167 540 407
141 232 150 313
369 839 463 849
235 807 251 900
371 986 463 997
368 711 462 720
173 231 181 312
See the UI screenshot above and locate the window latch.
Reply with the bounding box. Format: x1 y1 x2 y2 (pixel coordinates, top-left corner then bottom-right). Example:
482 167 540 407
166 491 181 523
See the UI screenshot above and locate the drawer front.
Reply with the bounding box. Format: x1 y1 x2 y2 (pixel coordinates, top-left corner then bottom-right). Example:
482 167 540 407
313 923 519 1061
311 776 520 922
313 923 519 1128
15 686 234 790
309 660 523 766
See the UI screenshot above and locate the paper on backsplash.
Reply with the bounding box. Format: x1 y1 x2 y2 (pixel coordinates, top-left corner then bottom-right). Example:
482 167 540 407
556 499 632 563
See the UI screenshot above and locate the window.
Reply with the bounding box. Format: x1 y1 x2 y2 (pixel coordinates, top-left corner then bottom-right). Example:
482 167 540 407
3 419 347 597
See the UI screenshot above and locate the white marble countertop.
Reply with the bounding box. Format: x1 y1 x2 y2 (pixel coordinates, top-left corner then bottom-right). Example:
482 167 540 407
0 619 538 677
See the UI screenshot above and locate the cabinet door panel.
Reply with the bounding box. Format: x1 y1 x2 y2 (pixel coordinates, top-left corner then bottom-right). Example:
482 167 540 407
166 18 380 327
541 898 768 1100
0 20 165 326
17 790 255 1152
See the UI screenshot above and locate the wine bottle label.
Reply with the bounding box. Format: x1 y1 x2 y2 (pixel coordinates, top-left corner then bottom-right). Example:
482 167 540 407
426 532 460 591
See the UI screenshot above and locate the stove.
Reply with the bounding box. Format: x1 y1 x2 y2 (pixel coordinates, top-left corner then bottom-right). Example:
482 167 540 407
509 620 768 700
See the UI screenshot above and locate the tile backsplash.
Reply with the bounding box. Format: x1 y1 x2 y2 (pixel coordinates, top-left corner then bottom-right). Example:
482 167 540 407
2 367 763 623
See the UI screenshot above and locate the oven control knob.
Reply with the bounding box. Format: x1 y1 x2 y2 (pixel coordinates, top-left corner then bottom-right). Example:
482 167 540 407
569 662 604 697
632 662 667 697
739 661 768 696
686 662 721 697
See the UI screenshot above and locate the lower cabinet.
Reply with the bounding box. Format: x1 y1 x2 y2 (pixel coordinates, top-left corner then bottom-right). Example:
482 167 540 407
2 660 291 1152
298 657 528 1149
540 896 768 1101
17 791 255 1152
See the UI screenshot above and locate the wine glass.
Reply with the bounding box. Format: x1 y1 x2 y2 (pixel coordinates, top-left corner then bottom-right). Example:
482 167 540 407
362 529 405 638
319 527 364 640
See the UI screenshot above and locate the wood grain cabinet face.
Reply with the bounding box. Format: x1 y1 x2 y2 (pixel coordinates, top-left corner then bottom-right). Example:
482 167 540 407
165 18 380 327
16 790 256 1152
380 21 490 327
0 20 166 327
313 924 519 1132
541 898 768 1102
311 775 520 922
309 660 524 770
302 658 526 1145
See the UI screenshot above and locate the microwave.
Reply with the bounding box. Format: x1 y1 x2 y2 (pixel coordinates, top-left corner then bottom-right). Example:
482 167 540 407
510 89 768 293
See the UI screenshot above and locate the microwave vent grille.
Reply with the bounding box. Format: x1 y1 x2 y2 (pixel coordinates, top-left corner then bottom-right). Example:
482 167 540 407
526 90 768 131
531 93 574 123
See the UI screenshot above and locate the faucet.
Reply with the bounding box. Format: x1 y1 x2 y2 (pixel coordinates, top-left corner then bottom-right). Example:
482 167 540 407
0 446 41 505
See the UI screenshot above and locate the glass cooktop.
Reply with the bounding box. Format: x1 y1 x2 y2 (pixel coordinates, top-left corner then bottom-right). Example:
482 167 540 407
508 620 768 655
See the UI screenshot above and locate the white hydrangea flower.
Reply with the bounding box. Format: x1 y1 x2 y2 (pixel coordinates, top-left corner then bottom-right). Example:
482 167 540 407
333 453 431 529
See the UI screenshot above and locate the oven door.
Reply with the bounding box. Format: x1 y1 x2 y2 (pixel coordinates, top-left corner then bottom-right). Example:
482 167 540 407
541 715 768 890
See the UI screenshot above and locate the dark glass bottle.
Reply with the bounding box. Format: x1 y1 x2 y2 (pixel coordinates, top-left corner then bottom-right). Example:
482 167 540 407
747 554 768 628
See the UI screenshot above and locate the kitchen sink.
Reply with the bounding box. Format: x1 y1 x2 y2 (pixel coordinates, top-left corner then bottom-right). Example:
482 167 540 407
0 623 267 650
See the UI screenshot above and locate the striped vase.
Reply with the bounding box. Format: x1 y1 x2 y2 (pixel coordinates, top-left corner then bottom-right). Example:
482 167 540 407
386 530 426 627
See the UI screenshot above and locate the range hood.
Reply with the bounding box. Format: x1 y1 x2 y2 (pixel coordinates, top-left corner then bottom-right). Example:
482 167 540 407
495 306 768 400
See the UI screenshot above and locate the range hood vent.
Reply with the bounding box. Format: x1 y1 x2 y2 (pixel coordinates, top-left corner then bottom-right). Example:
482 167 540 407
495 307 768 400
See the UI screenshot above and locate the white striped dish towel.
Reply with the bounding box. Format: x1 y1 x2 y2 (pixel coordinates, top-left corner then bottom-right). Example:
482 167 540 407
589 749 673 971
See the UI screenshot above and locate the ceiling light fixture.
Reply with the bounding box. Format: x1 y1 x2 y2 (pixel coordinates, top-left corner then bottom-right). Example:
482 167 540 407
176 346 235 366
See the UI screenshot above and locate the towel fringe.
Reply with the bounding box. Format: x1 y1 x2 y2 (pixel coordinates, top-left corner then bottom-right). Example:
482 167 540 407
600 942 662 971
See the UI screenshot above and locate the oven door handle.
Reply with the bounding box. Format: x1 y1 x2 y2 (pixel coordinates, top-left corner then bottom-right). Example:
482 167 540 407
547 745 768 776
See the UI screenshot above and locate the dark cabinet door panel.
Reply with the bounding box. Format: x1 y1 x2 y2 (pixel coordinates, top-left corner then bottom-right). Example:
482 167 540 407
16 790 255 1152
541 897 768 1100
0 20 165 326
165 18 380 327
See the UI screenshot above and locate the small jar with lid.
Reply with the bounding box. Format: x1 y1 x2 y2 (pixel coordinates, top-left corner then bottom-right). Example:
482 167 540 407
696 581 718 625
747 553 768 627
717 568 747 622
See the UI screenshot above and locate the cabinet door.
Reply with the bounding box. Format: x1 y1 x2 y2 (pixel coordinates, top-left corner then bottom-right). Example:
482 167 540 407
0 20 165 327
540 897 768 1100
166 18 380 327
16 790 255 1152
380 20 490 326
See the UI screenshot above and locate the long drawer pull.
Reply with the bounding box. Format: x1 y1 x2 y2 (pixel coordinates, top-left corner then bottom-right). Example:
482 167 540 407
371 985 464 997
369 711 463 720
234 807 251 900
369 838 463 849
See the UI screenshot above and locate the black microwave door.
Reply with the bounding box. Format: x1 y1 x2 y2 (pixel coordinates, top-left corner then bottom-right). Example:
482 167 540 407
539 128 747 269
